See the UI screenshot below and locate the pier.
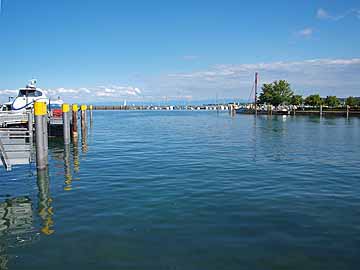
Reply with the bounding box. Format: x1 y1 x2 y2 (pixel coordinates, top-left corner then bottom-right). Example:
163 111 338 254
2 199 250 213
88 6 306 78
0 103 92 172
0 128 32 171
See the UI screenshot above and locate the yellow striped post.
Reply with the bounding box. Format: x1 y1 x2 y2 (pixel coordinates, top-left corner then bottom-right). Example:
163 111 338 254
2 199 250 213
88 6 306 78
62 103 70 144
72 104 78 137
80 105 87 136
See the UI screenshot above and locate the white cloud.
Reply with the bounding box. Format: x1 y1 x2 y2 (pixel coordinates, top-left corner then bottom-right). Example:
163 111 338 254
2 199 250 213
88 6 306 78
1 59 360 103
316 8 360 21
297 27 314 38
159 58 360 99
0 85 143 102
0 89 18 95
317 8 331 19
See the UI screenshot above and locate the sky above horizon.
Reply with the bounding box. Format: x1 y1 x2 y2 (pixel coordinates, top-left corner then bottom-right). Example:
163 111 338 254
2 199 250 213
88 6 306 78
0 0 360 103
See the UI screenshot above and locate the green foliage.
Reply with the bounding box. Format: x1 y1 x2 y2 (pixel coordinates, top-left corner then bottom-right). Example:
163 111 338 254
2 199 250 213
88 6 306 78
345 96 359 107
324 96 340 107
291 95 303 105
304 94 323 107
259 80 294 106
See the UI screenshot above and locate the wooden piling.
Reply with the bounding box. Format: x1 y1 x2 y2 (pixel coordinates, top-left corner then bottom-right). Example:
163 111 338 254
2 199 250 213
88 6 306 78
34 101 48 170
62 103 71 144
81 104 87 132
72 104 78 138
80 105 88 154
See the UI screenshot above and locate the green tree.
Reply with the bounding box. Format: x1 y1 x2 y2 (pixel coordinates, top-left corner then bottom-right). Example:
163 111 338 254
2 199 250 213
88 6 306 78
290 95 303 105
304 94 323 107
345 96 359 107
259 80 294 106
324 96 340 107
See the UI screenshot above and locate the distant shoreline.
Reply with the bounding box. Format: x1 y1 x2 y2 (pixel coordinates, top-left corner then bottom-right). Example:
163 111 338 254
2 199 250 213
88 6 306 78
91 105 360 117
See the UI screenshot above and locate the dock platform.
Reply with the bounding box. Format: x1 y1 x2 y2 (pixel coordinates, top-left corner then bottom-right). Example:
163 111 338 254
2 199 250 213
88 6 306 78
0 128 32 171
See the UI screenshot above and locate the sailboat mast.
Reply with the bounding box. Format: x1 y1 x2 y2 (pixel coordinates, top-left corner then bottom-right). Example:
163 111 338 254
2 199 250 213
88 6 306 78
254 72 258 116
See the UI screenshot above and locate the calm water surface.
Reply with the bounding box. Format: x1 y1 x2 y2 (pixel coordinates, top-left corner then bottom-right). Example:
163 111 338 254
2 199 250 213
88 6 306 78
1 111 360 270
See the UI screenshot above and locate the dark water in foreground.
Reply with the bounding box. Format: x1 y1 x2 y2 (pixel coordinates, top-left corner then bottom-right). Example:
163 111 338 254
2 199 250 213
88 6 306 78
1 111 360 270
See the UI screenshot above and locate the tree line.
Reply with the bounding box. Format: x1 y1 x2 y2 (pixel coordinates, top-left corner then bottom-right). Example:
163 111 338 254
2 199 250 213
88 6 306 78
258 80 359 107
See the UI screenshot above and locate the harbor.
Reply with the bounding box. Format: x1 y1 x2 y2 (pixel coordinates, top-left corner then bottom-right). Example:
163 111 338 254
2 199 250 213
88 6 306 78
1 0 360 269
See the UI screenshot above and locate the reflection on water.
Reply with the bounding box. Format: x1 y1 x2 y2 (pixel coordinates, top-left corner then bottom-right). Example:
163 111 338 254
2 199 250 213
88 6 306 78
73 135 80 173
0 196 37 270
0 244 8 270
63 144 72 191
81 123 88 154
36 169 54 236
0 197 33 238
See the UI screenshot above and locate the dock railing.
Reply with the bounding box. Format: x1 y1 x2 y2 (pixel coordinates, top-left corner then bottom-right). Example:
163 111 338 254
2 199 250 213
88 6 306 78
0 128 32 171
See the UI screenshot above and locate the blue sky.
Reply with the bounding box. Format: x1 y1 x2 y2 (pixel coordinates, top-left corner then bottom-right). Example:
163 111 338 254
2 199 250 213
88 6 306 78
0 0 359 103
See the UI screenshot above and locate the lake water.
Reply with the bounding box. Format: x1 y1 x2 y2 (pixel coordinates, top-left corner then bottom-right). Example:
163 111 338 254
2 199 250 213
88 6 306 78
1 111 360 270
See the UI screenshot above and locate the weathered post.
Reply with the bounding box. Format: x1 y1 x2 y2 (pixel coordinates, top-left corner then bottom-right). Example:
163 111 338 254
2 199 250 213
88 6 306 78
347 105 350 119
62 103 70 145
72 104 78 138
81 105 87 153
81 104 87 132
34 101 48 170
43 112 48 163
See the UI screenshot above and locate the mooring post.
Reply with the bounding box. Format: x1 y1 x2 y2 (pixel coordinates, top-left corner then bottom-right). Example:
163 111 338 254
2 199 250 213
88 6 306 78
34 101 48 170
62 103 71 144
43 113 48 164
347 105 350 119
320 105 323 117
81 105 88 153
72 104 78 138
81 104 87 132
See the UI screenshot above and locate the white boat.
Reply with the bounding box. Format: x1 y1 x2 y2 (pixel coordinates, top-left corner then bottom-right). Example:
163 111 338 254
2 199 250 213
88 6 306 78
6 80 49 111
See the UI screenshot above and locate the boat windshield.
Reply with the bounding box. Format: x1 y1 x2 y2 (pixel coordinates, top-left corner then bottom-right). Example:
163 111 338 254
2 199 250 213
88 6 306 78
18 90 43 97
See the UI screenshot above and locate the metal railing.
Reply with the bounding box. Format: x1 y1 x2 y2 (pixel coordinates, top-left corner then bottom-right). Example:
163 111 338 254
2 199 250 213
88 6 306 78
0 128 32 171
0 111 28 127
